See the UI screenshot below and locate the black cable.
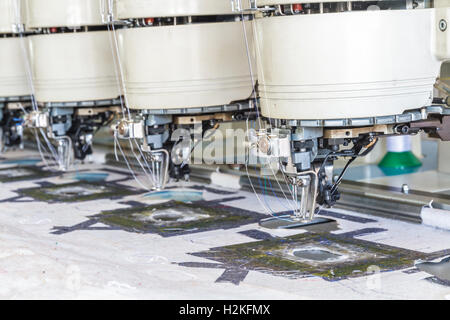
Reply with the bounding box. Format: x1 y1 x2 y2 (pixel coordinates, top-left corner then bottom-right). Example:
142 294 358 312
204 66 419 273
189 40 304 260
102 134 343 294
329 138 378 195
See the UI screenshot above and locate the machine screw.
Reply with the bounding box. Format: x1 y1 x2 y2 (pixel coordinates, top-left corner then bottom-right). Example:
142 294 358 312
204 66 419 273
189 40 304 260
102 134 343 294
401 184 409 194
440 19 447 32
117 121 129 136
395 125 410 134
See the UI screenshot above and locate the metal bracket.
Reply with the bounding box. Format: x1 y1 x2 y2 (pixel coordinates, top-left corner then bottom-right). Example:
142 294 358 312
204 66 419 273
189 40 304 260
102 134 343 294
100 0 132 25
114 119 145 140
12 23 25 34
277 105 450 128
24 111 49 129
101 0 115 23
410 115 450 141
231 0 258 13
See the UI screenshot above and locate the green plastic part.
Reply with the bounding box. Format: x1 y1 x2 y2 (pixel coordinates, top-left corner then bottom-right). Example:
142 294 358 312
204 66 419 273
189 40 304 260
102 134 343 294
378 151 422 176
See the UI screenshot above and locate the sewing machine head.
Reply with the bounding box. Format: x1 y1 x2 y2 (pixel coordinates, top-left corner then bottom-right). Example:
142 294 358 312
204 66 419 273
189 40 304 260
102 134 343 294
109 0 256 189
242 0 450 221
3 0 449 225
23 0 120 171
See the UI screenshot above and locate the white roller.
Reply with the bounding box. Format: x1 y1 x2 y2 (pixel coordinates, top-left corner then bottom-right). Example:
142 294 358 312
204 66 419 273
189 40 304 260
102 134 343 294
421 207 450 231
118 21 255 110
29 32 119 103
25 0 104 29
255 9 443 120
211 170 241 190
0 37 31 98
386 136 412 153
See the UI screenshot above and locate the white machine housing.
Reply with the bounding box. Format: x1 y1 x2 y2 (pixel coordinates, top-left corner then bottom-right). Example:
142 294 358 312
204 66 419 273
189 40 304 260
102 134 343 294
26 0 119 104
114 0 252 18
254 1 449 120
25 0 104 29
0 38 31 98
115 0 255 110
0 0 25 33
0 0 31 98
434 0 450 61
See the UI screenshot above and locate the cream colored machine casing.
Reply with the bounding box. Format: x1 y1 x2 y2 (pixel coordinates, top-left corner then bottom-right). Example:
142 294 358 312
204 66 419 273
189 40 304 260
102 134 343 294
25 0 104 29
0 38 31 98
28 32 118 103
118 23 254 110
114 0 252 18
26 0 119 104
0 0 31 98
116 0 255 110
255 8 445 120
0 0 25 33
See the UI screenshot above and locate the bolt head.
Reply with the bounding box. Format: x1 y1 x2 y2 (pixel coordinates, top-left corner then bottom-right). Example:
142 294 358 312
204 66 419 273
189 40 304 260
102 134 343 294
117 121 128 136
401 184 409 194
440 19 447 32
